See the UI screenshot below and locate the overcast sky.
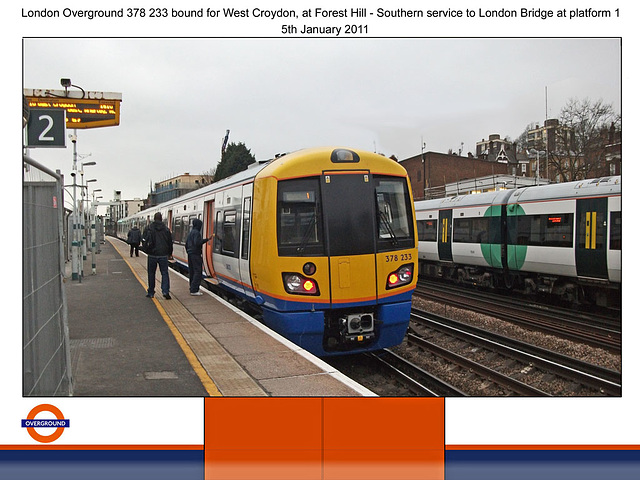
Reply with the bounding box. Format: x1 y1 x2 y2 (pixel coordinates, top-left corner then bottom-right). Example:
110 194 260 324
22 37 620 206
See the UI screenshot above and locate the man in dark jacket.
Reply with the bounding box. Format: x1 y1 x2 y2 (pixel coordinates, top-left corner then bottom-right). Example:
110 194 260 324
126 224 142 257
185 218 211 295
143 212 173 299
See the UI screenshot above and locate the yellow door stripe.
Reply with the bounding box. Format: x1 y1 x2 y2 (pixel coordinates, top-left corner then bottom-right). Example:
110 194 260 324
441 218 448 243
585 211 598 250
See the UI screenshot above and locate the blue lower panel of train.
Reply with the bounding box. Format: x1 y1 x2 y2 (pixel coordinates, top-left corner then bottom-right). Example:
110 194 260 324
261 300 412 357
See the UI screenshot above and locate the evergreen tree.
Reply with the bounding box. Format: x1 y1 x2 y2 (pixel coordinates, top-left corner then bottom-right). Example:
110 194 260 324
213 142 256 182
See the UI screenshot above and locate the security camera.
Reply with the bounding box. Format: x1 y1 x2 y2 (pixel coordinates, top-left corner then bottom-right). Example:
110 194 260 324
61 78 72 87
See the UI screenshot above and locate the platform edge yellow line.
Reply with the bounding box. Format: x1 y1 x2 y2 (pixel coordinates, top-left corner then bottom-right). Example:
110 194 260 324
111 239 222 396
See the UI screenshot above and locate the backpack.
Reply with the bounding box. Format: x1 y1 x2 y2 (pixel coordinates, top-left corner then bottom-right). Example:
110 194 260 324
141 228 156 254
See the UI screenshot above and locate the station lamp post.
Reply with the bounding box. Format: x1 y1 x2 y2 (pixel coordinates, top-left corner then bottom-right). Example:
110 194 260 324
80 159 96 274
83 179 97 267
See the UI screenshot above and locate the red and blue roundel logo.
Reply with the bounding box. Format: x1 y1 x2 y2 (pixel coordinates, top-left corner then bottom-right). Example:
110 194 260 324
22 404 70 443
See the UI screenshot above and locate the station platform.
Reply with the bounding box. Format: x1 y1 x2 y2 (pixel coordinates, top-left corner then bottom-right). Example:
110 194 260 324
64 238 374 397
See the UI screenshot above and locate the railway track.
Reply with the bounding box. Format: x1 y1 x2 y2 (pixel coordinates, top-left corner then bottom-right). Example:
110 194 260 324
327 306 621 397
366 349 466 397
415 280 621 352
404 308 621 396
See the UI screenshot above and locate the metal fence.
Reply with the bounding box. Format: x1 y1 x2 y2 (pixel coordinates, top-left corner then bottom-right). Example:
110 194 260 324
23 155 73 396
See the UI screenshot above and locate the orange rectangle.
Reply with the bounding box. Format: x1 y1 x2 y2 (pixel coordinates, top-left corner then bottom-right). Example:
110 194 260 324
205 398 322 450
323 449 444 480
205 449 322 480
323 398 445 450
204 397 444 480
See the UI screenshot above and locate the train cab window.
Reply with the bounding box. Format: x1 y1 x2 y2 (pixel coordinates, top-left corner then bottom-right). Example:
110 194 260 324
277 178 324 256
610 211 621 250
417 219 437 242
374 176 414 251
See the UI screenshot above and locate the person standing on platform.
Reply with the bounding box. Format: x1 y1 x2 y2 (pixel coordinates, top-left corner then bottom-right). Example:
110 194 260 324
126 224 142 257
185 218 212 296
143 212 173 300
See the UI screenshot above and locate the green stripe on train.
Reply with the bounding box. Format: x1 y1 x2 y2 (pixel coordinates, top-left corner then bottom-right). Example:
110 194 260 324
479 203 527 271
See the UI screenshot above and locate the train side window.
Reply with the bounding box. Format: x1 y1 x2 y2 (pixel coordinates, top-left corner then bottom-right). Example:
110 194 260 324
514 214 573 247
488 216 502 244
453 217 490 243
453 218 472 243
182 216 190 243
214 211 222 254
544 214 573 247
172 217 182 244
222 210 238 257
610 211 621 250
241 198 251 260
417 219 437 242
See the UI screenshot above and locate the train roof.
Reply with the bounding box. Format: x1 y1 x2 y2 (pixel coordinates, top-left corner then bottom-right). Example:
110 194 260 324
510 175 621 203
415 176 621 211
415 189 512 210
129 160 272 218
256 146 408 181
120 147 408 222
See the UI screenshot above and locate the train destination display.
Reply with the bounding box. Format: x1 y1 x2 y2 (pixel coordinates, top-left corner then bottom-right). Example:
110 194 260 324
25 95 121 129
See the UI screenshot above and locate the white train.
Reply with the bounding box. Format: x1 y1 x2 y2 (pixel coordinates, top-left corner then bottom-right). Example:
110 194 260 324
415 176 621 306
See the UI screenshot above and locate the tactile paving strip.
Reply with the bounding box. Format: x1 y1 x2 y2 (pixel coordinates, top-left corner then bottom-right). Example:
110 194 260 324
110 239 266 397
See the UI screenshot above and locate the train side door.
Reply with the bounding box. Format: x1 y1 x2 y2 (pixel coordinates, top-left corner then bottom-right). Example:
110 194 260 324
238 184 255 299
438 209 453 262
203 199 218 282
575 197 608 279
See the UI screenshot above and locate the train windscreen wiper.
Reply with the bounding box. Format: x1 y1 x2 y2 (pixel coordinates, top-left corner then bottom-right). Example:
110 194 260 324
296 207 319 254
378 210 398 246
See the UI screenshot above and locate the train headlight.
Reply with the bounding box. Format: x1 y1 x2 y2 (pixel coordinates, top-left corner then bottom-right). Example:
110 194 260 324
386 263 414 289
286 274 302 291
349 317 361 331
346 313 375 334
283 273 320 296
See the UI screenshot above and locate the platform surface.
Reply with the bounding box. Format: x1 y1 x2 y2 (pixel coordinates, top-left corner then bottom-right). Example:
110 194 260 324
64 238 374 397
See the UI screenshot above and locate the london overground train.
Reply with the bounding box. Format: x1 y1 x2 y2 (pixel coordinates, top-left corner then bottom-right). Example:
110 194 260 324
117 147 419 356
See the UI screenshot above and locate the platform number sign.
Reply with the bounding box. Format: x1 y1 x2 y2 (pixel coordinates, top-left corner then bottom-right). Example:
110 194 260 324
26 108 66 148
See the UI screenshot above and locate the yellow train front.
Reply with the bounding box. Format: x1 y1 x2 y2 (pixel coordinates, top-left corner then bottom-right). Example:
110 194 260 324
250 147 418 356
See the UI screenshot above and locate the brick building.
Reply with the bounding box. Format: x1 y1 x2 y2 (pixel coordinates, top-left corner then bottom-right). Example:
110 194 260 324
400 151 515 200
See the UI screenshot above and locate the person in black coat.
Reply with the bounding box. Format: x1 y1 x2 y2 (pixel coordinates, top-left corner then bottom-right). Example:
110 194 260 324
185 218 212 295
143 212 174 299
126 224 142 257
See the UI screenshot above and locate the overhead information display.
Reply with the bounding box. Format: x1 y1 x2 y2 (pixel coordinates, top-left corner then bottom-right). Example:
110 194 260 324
26 97 120 129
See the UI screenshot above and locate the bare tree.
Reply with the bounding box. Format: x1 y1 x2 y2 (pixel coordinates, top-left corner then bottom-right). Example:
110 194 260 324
199 167 216 186
549 98 620 181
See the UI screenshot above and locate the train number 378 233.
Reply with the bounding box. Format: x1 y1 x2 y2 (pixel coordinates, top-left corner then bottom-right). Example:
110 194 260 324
385 253 412 262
